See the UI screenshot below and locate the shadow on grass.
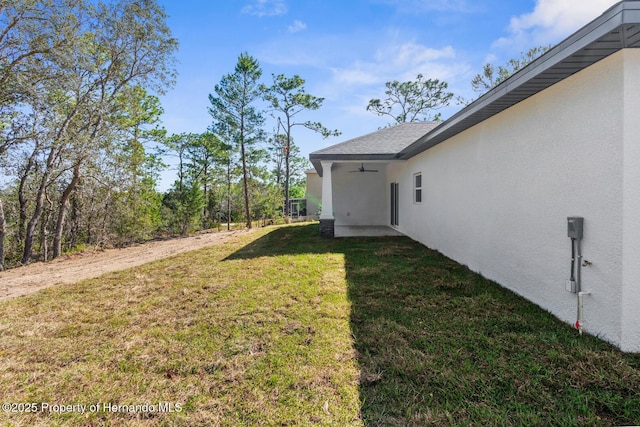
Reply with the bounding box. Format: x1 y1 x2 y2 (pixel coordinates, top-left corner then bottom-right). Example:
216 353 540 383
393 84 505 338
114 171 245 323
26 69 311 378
226 223 640 426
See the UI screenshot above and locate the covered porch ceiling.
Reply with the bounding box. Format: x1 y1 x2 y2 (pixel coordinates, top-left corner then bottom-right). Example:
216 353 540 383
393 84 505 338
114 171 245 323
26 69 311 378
322 160 395 173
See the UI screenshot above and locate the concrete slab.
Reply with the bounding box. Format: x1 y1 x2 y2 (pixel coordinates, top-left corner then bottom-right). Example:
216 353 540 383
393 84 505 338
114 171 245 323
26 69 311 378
334 226 404 237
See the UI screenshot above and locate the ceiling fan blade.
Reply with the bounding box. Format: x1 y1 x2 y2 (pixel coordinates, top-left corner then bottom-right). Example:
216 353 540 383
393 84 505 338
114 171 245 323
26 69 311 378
348 163 379 173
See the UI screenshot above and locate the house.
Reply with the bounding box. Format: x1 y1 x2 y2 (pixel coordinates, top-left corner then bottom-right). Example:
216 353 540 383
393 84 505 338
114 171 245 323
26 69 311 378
304 169 322 219
309 1 640 352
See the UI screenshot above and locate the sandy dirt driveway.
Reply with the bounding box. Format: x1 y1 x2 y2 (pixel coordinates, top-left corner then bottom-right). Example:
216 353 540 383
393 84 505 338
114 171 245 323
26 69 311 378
0 229 251 302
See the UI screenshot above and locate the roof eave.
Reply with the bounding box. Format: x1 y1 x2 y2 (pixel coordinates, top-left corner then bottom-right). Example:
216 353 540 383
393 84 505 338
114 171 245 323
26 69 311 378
310 153 398 176
398 1 640 159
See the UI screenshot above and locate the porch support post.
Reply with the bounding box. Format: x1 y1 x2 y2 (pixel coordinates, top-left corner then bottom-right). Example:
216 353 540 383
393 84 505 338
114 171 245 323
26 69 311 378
319 161 335 237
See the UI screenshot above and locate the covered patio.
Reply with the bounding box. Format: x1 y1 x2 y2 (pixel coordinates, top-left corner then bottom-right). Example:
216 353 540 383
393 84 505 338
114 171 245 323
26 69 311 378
309 122 438 237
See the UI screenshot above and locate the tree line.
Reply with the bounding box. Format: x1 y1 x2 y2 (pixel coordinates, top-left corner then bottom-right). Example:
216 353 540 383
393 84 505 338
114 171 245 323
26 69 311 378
0 0 548 270
0 0 177 270
0 1 338 270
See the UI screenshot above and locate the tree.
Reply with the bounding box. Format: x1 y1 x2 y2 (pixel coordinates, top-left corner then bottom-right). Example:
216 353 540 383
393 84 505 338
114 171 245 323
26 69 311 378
185 132 225 228
267 133 287 188
266 133 309 193
0 0 81 264
162 133 199 193
209 121 236 231
367 74 454 124
0 0 79 127
0 198 5 270
209 53 264 229
261 74 339 220
0 0 177 264
161 180 204 235
107 86 166 243
24 0 176 263
471 46 551 93
160 131 229 232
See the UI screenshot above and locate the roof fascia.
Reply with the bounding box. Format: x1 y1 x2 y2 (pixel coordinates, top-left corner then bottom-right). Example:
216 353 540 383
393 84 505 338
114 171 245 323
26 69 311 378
310 154 400 176
398 1 640 159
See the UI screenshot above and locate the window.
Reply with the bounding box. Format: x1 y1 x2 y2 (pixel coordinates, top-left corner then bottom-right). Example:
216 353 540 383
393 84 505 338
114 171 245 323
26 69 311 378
390 182 399 226
414 173 422 204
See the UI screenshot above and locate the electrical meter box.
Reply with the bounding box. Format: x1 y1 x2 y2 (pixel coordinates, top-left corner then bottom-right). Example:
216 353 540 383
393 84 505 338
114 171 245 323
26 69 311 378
567 217 584 239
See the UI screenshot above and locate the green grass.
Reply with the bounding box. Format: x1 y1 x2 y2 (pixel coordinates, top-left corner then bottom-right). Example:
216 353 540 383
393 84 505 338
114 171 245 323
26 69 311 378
0 223 639 426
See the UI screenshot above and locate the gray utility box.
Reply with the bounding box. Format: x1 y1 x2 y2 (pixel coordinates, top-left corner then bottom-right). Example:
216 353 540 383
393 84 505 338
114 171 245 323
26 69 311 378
567 217 584 239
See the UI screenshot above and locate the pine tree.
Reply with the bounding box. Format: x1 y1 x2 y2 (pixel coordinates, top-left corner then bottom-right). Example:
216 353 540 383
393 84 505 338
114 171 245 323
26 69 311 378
209 53 264 229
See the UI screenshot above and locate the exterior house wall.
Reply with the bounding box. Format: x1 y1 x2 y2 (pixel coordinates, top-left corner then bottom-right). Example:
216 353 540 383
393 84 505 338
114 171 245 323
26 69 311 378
332 163 388 226
621 49 640 351
387 50 636 350
305 170 322 218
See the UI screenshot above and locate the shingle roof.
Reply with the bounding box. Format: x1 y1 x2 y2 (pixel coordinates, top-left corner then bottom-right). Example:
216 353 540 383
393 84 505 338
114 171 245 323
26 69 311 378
309 122 438 170
311 122 438 156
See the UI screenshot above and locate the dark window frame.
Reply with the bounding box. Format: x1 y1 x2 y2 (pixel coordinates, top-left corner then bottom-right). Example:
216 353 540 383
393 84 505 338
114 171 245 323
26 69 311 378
414 173 422 204
390 182 399 226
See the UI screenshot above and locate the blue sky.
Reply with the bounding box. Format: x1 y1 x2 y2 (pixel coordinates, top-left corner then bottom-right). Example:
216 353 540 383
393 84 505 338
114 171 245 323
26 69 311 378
156 0 619 188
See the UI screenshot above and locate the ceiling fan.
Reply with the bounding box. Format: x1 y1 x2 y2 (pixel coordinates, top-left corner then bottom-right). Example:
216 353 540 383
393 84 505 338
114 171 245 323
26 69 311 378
349 163 379 173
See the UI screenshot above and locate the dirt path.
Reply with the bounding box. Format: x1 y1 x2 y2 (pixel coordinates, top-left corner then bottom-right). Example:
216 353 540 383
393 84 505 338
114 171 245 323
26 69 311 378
0 229 252 302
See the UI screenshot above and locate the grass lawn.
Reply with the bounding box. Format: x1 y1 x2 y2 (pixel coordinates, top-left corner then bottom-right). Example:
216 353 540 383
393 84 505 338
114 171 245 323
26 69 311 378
0 223 639 426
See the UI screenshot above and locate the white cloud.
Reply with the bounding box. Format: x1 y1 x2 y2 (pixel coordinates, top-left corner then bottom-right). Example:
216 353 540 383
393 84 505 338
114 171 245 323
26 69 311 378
257 33 361 68
288 20 307 33
332 66 379 86
318 39 474 128
241 0 287 17
494 0 619 51
257 30 470 124
483 53 498 64
332 42 460 89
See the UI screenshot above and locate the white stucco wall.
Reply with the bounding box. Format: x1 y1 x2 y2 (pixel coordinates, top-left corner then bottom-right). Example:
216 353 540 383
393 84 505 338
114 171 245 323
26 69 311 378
387 50 638 350
305 170 322 218
621 49 640 352
332 162 388 226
